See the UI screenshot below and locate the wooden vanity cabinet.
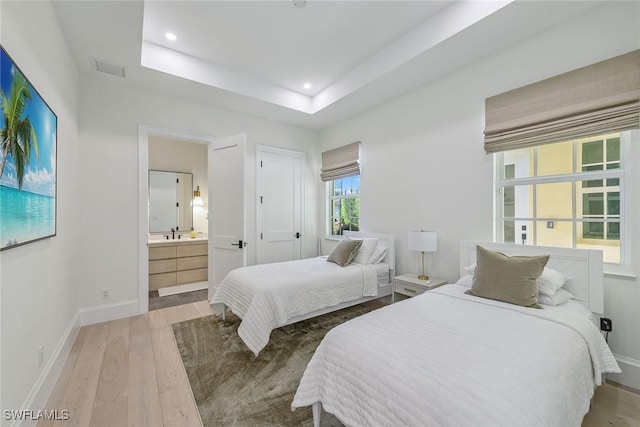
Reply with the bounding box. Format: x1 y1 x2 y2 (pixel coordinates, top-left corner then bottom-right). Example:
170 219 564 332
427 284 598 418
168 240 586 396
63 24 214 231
149 241 208 291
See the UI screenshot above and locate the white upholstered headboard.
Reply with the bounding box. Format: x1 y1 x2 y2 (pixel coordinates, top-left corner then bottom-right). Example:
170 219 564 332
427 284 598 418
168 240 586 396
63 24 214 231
344 231 396 275
460 241 604 316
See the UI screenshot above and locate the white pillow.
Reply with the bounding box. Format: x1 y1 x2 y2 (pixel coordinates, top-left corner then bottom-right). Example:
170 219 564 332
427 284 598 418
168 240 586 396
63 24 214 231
348 237 378 264
538 267 568 296
464 263 476 275
455 275 473 288
538 288 574 306
367 245 388 264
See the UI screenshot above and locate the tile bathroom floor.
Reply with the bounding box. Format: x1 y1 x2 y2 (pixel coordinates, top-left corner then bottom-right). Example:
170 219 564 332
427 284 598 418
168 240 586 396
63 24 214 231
149 288 208 311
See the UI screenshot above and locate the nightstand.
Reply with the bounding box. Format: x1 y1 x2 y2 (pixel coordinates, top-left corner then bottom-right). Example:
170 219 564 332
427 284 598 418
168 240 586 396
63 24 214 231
392 274 447 303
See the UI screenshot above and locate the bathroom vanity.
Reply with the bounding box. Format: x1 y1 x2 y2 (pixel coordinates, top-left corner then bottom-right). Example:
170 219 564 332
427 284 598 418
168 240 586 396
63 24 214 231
148 238 208 291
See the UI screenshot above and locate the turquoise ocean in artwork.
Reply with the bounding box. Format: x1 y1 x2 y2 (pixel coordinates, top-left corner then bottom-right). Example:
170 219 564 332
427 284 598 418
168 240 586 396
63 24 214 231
0 185 55 248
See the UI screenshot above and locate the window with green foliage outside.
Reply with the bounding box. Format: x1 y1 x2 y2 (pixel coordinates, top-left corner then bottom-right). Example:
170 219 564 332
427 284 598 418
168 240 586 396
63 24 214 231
329 175 360 236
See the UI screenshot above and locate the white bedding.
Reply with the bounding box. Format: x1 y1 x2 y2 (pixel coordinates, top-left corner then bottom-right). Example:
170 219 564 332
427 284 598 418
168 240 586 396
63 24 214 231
292 284 620 427
210 256 384 356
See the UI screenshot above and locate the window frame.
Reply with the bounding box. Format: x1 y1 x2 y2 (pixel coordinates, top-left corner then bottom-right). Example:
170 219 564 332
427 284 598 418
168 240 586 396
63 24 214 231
494 131 635 273
326 175 360 238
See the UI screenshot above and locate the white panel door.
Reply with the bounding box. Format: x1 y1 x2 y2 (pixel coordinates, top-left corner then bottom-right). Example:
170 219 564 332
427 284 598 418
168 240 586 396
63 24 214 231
257 147 303 264
209 134 247 297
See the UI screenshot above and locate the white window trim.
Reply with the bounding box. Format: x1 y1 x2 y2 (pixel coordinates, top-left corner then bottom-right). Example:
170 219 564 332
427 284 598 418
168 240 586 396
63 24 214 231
326 178 360 238
493 131 637 276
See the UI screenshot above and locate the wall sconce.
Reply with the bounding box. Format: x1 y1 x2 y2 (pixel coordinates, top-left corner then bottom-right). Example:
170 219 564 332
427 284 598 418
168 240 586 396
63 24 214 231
192 185 204 207
408 230 438 280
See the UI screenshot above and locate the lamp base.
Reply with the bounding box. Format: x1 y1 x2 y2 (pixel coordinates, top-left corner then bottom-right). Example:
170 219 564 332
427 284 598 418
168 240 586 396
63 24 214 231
417 275 429 280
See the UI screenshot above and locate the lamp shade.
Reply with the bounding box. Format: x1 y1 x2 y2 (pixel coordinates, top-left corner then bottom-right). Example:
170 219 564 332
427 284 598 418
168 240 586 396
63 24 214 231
192 185 204 207
408 231 437 252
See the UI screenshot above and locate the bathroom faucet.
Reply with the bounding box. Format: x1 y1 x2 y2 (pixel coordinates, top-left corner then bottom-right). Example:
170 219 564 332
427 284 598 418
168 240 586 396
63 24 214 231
171 228 175 239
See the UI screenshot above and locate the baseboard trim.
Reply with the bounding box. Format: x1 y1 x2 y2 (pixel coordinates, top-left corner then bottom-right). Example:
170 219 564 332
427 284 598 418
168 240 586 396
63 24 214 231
79 299 139 326
14 311 81 427
607 353 640 391
13 299 141 426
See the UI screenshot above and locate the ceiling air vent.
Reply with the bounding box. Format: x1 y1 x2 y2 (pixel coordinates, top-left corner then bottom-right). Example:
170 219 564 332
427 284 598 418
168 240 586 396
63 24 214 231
91 58 126 78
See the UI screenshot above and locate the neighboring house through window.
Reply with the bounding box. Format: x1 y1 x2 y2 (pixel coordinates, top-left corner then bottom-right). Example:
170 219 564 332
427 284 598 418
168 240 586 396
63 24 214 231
486 50 638 269
495 132 630 264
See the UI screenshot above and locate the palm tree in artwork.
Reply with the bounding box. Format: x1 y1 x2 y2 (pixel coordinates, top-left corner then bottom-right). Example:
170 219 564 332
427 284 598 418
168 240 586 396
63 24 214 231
0 71 38 189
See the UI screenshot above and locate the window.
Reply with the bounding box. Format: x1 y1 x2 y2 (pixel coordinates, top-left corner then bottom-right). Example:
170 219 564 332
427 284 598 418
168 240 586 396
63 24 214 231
495 132 630 264
328 175 360 236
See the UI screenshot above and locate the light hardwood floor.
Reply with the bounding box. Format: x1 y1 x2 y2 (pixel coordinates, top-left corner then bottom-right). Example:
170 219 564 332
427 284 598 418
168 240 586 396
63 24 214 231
40 301 640 427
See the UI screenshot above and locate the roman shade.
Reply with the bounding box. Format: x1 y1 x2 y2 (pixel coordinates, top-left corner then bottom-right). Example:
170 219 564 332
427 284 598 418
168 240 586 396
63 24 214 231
320 142 360 182
484 49 640 153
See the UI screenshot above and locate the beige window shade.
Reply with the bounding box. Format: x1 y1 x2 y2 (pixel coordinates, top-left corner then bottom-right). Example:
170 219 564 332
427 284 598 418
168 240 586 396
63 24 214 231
321 142 360 181
484 49 640 153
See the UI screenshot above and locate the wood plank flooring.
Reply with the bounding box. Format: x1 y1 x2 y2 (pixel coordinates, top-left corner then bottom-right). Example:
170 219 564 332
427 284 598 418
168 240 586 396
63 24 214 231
40 300 640 427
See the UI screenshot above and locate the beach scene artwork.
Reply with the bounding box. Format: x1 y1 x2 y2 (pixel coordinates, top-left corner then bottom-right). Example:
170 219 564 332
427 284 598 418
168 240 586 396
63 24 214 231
1 47 57 250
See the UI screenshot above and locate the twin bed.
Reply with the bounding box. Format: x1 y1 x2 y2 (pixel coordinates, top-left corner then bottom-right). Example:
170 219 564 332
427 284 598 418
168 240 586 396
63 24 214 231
210 237 620 426
210 231 395 355
292 241 620 427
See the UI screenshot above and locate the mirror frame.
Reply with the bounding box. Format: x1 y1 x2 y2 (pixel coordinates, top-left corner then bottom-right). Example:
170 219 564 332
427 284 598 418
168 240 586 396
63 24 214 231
148 170 194 233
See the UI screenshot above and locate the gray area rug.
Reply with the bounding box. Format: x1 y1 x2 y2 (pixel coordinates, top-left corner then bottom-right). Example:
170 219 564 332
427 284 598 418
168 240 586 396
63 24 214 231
172 300 385 426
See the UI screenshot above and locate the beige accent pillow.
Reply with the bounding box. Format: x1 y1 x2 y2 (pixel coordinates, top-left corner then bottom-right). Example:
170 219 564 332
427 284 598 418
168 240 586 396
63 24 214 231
327 239 363 267
465 245 549 308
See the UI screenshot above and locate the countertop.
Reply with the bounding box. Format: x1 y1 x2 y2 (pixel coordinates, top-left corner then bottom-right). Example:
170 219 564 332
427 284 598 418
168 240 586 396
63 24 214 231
148 237 208 247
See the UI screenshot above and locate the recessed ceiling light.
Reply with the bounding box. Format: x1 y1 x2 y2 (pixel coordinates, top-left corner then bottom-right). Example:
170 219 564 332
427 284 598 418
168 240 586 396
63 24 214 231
165 32 177 41
303 82 312 90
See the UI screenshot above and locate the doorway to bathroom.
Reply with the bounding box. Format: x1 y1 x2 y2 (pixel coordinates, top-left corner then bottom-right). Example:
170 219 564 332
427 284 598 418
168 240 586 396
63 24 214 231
141 127 212 312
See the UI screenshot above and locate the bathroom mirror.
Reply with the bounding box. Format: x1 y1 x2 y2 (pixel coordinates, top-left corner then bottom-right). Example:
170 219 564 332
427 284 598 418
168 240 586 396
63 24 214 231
149 170 193 233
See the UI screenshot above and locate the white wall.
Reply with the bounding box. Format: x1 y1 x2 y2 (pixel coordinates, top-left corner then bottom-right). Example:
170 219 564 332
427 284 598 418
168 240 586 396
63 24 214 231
0 0 80 421
77 74 322 311
320 1 640 389
148 135 209 234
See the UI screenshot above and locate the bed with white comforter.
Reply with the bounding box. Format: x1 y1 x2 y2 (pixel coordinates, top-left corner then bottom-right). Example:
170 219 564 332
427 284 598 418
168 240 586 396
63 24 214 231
210 256 386 356
292 284 620 427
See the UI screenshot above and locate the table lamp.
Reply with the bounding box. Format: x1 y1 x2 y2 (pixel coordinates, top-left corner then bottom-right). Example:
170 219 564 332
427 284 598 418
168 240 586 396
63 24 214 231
408 231 437 280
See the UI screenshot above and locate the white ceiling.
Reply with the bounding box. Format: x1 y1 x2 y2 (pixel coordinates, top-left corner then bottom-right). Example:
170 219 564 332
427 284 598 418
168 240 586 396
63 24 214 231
142 1 450 95
52 1 602 129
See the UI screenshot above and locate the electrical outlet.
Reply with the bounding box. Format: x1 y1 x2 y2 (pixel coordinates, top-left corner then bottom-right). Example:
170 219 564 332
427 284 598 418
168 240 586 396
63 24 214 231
600 317 613 332
101 288 110 300
38 345 45 369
